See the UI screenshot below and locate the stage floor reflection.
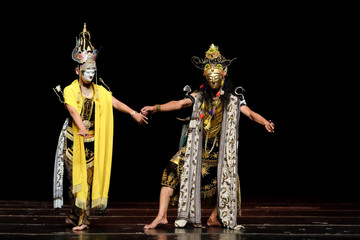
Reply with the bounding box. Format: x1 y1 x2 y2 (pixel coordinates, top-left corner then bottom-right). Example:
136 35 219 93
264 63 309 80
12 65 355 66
0 198 359 239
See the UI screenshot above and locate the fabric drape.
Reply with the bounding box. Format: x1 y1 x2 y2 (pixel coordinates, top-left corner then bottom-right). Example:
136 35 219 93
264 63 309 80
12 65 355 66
64 80 113 209
176 92 242 229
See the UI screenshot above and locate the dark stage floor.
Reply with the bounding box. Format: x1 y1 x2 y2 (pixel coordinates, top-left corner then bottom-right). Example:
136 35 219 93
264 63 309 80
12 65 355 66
0 198 359 239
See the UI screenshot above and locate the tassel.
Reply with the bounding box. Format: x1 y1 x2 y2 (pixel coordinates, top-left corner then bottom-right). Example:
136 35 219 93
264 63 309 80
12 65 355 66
77 74 81 103
199 113 204 119
204 121 211 130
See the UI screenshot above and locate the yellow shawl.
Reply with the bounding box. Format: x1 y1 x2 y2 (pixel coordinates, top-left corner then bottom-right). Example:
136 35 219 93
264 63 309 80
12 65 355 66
64 80 114 209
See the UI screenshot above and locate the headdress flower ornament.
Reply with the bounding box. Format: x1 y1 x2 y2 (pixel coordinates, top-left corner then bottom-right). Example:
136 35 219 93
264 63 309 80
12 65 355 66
191 44 236 76
71 23 97 68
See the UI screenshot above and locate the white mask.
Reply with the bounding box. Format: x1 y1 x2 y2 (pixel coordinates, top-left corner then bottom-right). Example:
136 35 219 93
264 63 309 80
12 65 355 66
82 69 96 82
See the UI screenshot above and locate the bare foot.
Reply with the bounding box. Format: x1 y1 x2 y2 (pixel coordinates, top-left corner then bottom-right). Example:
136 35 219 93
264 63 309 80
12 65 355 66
65 217 76 226
72 224 89 231
144 216 168 229
207 216 222 227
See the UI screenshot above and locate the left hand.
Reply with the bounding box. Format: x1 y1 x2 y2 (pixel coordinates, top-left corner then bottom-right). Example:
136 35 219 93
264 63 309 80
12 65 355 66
265 120 275 133
140 106 157 116
132 112 148 125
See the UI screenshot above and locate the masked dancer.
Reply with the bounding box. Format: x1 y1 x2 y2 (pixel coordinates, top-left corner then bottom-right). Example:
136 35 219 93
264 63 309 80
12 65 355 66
141 44 274 229
53 24 148 231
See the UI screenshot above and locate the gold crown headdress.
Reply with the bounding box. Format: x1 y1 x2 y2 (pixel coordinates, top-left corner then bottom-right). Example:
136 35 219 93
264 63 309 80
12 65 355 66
191 44 236 75
71 23 97 66
53 24 106 104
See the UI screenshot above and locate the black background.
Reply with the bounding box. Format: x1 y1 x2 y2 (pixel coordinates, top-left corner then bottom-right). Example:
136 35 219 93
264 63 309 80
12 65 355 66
1 3 358 203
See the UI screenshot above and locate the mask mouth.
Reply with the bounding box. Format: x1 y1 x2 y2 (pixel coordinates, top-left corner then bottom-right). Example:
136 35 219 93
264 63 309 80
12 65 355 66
83 77 93 83
208 80 219 87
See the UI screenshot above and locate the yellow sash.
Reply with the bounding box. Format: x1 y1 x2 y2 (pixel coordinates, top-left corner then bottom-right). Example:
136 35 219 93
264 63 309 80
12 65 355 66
64 80 114 209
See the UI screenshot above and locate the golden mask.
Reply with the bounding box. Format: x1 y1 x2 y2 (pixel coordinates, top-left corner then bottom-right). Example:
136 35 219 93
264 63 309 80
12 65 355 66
205 66 223 90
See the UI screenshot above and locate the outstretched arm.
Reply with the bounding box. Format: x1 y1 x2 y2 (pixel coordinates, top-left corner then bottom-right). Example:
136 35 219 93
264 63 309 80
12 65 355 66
141 92 196 116
112 96 148 124
240 105 275 133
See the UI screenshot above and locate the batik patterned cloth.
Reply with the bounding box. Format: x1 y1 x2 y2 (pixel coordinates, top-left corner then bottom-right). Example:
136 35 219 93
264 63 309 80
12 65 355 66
64 97 95 226
161 99 224 208
175 91 245 229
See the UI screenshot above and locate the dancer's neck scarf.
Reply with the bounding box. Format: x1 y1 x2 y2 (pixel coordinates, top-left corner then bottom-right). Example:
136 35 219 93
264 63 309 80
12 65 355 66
64 80 114 209
176 91 242 229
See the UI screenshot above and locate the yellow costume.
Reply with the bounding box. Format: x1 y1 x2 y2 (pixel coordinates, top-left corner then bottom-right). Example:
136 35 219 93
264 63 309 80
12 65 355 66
53 24 116 228
64 80 113 210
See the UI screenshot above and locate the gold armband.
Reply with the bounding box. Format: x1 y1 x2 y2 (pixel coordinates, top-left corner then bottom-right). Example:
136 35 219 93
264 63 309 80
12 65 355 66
154 104 161 112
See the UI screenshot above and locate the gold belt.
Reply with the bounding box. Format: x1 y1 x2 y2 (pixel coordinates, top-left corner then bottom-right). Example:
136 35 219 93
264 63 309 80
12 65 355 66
83 120 94 129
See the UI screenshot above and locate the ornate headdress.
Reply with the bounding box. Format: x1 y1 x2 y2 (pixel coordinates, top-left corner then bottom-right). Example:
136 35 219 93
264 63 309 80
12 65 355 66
191 44 236 75
53 24 105 103
71 23 97 69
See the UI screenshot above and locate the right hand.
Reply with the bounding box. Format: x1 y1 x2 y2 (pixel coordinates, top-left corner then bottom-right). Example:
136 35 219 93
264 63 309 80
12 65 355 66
77 128 89 138
141 106 156 116
265 120 275 133
132 112 149 125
